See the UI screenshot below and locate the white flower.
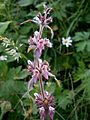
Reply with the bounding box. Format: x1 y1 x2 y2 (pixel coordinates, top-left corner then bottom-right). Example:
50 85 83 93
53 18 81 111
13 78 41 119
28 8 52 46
62 37 72 47
6 48 21 61
0 55 7 61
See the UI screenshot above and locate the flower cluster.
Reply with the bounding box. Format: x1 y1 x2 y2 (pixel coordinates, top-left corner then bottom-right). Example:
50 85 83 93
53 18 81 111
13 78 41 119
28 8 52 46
28 31 52 58
27 4 55 120
33 5 52 27
34 91 55 120
27 59 54 89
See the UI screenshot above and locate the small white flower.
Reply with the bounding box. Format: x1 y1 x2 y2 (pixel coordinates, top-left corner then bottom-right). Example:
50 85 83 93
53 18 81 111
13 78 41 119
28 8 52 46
6 48 21 61
62 37 72 47
0 55 7 61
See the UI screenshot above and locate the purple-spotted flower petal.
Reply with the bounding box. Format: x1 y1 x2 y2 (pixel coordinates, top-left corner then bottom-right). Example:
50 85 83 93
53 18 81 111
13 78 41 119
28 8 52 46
27 59 56 90
32 69 40 83
49 106 55 120
39 107 45 120
28 31 52 58
32 4 53 39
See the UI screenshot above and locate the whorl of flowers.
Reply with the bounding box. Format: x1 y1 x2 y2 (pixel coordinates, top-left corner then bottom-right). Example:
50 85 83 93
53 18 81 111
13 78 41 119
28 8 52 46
34 91 55 120
28 31 52 58
27 4 55 120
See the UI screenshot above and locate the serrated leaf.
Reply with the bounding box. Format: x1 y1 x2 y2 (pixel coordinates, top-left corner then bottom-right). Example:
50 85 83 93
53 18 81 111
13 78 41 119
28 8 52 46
73 32 90 41
75 41 87 52
0 80 26 98
0 21 11 35
57 90 73 110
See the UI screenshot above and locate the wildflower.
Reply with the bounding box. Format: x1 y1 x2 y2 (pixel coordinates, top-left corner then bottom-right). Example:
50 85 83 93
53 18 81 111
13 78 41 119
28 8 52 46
62 37 72 47
5 48 21 61
2 38 14 47
34 91 55 120
32 4 53 38
33 4 52 27
0 55 7 61
28 31 52 58
27 59 54 89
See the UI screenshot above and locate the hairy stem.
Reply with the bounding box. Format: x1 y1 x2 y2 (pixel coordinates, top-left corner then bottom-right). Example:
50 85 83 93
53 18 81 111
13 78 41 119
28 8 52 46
39 74 44 99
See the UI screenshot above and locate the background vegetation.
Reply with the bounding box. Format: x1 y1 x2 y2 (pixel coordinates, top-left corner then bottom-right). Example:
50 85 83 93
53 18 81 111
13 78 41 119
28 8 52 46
0 0 90 120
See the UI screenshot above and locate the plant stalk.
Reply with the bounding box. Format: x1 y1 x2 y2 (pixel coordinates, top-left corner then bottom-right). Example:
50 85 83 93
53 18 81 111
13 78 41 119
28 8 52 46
39 74 44 99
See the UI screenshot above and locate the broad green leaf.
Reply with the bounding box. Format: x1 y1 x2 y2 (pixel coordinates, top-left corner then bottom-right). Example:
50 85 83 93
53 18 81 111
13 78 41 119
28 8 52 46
0 21 11 35
18 0 33 7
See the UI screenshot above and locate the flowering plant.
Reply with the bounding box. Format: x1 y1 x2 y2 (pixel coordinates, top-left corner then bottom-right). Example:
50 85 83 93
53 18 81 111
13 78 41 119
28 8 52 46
27 4 55 120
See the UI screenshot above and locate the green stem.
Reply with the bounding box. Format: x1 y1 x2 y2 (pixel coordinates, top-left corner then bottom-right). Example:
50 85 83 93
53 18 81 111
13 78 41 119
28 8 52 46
0 112 4 120
69 73 78 120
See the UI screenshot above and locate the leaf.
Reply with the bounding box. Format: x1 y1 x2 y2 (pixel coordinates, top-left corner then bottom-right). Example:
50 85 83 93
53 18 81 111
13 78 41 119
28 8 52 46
6 67 30 80
73 61 90 99
0 62 8 81
57 90 73 110
86 40 90 52
18 0 33 7
73 32 90 42
0 21 11 35
14 69 30 80
73 32 90 52
0 80 26 98
75 41 87 52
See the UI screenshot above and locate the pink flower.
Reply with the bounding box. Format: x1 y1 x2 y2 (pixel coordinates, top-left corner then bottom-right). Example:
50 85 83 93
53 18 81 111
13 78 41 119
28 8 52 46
33 4 52 27
34 91 55 120
49 106 55 120
39 107 45 120
32 4 54 38
28 31 52 58
27 59 54 89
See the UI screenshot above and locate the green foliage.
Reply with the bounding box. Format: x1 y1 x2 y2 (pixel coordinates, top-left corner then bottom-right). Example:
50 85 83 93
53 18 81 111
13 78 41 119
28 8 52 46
73 31 90 52
0 21 11 35
74 61 90 99
57 90 73 110
18 0 34 7
0 0 90 120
